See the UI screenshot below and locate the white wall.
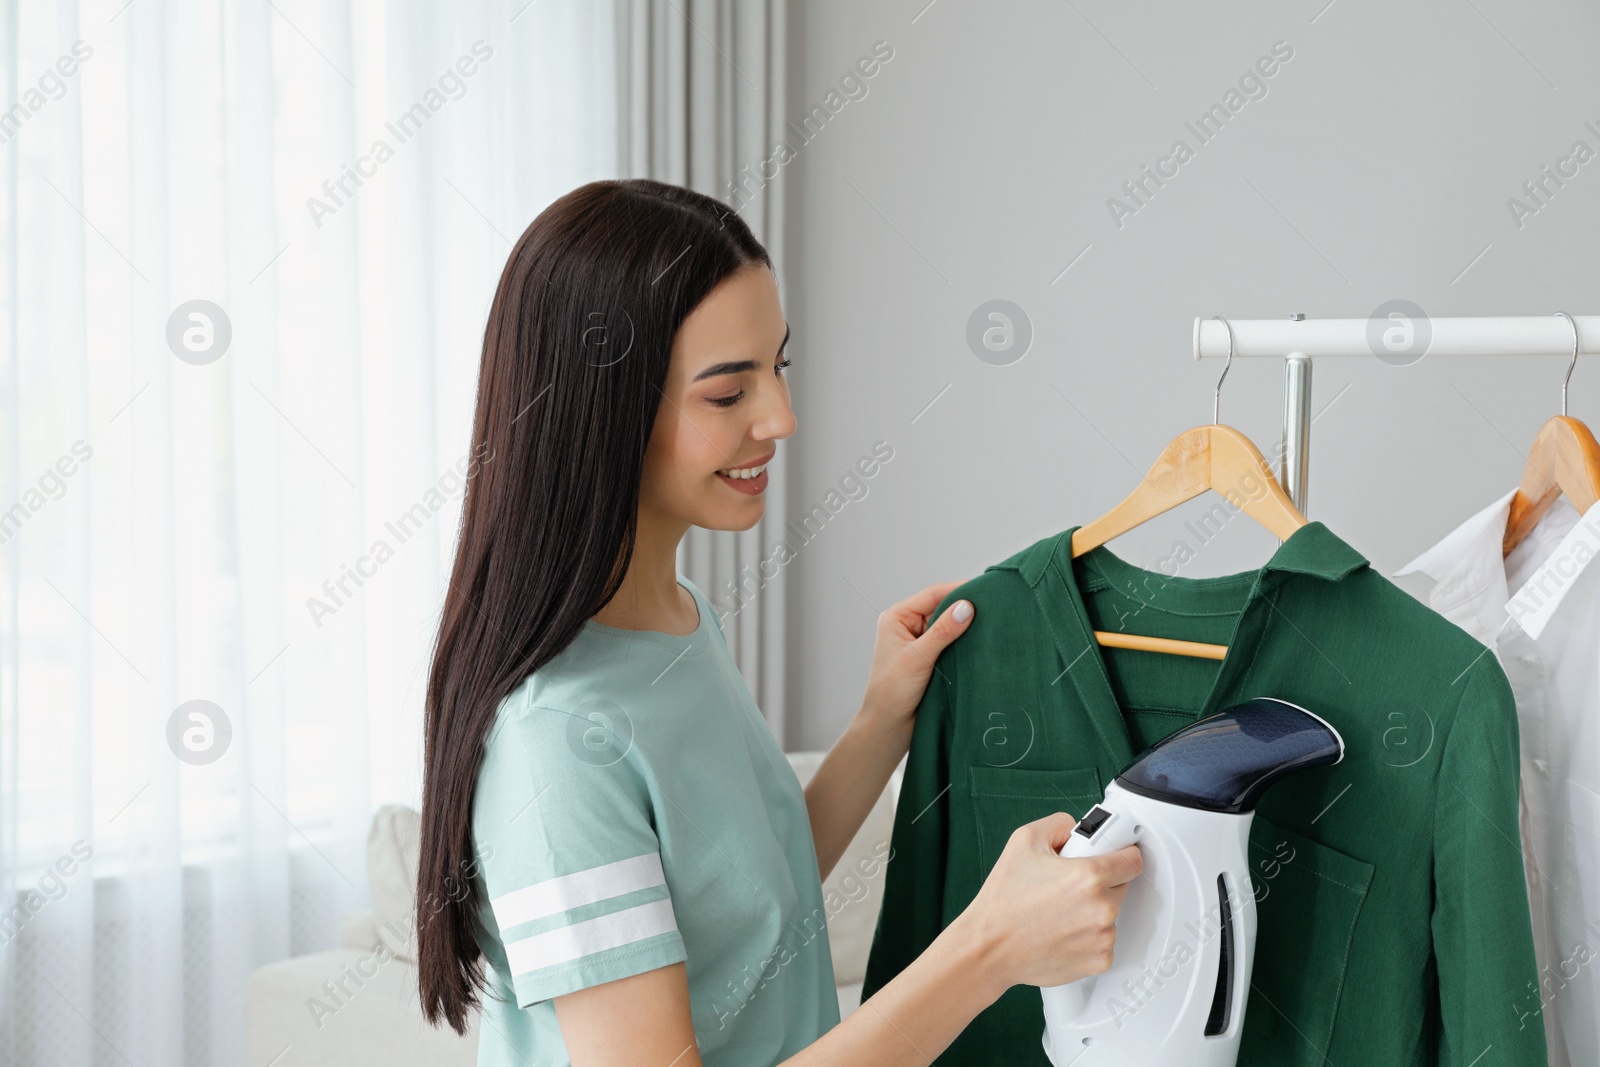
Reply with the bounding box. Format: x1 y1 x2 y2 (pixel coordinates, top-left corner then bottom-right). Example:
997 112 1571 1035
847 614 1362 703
777 0 1600 750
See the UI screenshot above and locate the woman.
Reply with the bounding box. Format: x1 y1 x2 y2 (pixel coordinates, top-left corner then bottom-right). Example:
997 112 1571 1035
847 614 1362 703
416 178 1141 1066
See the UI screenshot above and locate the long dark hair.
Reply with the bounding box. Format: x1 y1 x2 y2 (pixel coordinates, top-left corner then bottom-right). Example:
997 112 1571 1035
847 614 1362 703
416 179 771 1032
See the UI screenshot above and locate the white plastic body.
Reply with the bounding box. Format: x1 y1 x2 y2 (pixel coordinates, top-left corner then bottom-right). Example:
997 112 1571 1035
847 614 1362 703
1040 780 1258 1067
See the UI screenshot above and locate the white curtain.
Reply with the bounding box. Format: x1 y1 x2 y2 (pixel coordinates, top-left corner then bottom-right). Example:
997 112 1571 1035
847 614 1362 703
0 2 618 1063
615 0 793 742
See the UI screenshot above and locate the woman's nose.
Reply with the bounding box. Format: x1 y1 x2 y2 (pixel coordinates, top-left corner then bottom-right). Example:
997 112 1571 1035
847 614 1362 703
755 381 797 441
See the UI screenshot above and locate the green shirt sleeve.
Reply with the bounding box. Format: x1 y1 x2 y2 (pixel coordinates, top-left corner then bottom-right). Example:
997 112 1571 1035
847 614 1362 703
1431 657 1548 1064
474 702 687 1008
861 631 956 1000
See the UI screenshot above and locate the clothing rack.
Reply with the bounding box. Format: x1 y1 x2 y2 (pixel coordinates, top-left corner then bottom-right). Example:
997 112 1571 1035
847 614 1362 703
1192 314 1600 515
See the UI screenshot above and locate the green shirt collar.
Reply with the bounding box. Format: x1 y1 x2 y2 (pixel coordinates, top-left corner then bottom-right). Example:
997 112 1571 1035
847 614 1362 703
1017 519 1369 587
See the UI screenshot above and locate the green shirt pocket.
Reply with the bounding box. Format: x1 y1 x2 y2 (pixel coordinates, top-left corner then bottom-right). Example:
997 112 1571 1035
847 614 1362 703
968 765 1104 882
1243 814 1375 1064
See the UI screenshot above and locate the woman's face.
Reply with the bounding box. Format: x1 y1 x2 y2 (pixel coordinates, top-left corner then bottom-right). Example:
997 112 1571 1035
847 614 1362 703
641 264 795 533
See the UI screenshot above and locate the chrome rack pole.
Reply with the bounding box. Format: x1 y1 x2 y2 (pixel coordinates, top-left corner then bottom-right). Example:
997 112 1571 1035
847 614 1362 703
1282 352 1312 515
1193 312 1600 523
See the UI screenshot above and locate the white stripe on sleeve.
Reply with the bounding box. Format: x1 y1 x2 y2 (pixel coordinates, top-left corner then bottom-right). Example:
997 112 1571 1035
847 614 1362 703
504 897 679 977
491 852 667 932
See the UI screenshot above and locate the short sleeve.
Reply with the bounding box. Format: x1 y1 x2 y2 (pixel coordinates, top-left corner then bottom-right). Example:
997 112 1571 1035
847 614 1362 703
474 701 687 1008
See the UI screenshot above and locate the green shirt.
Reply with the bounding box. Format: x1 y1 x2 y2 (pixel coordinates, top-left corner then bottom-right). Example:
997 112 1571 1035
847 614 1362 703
862 521 1546 1066
470 576 839 1066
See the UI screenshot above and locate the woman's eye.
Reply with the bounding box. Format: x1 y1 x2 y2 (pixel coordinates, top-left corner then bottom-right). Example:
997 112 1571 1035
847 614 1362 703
711 357 787 408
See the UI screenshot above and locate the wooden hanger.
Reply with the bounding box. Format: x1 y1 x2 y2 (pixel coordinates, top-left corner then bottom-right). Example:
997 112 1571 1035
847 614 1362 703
1071 318 1309 660
1503 312 1600 557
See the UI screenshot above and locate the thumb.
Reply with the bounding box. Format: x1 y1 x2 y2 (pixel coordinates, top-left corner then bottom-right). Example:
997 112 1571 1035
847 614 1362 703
1029 811 1079 854
913 598 975 657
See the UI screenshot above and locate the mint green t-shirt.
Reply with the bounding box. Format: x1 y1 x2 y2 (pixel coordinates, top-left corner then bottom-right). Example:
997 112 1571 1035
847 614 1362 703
470 576 839 1066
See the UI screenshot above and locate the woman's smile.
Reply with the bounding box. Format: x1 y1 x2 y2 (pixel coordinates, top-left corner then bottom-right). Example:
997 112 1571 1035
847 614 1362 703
716 452 774 495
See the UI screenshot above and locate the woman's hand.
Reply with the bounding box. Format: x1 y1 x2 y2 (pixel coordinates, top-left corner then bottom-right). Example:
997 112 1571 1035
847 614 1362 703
858 581 974 745
953 811 1143 990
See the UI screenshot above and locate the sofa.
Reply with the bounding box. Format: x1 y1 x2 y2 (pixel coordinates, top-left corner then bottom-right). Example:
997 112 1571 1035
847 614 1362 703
243 751 901 1066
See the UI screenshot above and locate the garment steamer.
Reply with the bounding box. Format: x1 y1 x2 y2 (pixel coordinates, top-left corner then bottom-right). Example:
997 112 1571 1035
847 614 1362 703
1039 697 1344 1067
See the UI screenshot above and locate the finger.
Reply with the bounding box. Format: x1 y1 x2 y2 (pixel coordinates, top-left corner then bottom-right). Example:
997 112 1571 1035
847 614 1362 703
911 598 975 655
1033 811 1079 853
894 582 963 622
1095 844 1144 886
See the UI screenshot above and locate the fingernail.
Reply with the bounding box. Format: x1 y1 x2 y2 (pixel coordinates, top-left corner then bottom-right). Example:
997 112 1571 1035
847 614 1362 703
952 600 973 623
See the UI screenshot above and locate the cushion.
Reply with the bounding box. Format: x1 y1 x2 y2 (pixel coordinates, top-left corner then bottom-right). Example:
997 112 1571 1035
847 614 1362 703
784 752 896 986
367 804 422 963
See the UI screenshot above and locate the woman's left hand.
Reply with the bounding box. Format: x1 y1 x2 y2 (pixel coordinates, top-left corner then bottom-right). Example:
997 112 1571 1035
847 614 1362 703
859 582 975 744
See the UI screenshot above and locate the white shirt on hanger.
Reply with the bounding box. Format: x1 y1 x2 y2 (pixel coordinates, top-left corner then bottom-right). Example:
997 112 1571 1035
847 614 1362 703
1397 489 1600 1067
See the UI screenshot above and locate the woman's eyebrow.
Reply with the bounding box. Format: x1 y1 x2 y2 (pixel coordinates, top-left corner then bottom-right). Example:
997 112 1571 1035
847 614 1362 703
691 323 790 382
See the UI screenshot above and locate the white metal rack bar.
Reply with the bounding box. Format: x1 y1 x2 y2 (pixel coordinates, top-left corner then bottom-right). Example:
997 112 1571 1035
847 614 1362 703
1191 314 1597 516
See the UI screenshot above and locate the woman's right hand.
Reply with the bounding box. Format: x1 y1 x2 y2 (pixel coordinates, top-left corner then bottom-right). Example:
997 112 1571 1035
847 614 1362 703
957 811 1143 990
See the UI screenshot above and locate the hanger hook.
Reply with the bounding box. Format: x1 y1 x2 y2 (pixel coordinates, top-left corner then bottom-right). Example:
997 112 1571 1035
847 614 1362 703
1555 311 1579 417
1211 315 1234 424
